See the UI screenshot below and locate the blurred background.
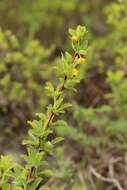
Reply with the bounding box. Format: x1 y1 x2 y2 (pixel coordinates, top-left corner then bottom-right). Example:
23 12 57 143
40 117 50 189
0 0 127 189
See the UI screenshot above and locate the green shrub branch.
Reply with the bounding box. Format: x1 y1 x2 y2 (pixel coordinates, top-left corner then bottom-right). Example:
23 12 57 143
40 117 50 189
0 25 88 190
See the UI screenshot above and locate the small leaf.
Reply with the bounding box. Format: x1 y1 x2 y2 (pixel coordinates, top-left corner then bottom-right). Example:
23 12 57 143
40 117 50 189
27 178 42 190
41 169 54 177
39 186 49 190
51 137 64 145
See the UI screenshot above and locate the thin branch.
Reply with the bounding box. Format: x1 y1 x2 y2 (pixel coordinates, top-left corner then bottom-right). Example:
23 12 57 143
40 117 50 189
89 166 124 190
78 171 87 190
43 54 78 129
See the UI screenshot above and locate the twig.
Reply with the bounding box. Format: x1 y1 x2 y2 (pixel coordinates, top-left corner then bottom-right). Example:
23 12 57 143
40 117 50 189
88 171 97 190
78 171 87 190
108 157 122 178
89 166 124 190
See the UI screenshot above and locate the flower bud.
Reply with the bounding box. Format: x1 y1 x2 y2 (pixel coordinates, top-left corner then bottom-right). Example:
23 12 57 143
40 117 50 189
71 36 79 43
73 68 78 77
77 57 86 64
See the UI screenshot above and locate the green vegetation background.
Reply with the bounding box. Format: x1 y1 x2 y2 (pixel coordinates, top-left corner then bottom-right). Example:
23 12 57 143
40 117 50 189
0 0 127 189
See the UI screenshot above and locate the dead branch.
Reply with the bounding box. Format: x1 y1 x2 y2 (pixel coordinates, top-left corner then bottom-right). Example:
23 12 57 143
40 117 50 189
89 165 124 190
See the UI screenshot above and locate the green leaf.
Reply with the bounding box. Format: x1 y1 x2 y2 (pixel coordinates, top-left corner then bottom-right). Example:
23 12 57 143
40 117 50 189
22 148 44 167
51 137 64 145
28 177 42 190
2 183 10 190
65 79 79 91
22 139 39 146
13 187 23 190
28 120 44 137
40 169 54 177
45 82 55 97
36 113 46 121
65 52 73 62
53 120 68 127
68 28 75 36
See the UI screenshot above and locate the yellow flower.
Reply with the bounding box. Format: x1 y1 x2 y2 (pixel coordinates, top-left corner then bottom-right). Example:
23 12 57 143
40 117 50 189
77 57 86 64
71 36 79 43
73 68 78 77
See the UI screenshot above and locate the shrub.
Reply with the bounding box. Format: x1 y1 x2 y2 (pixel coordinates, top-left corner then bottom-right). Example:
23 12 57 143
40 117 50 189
55 1 127 189
0 25 88 190
0 28 53 150
0 0 107 45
